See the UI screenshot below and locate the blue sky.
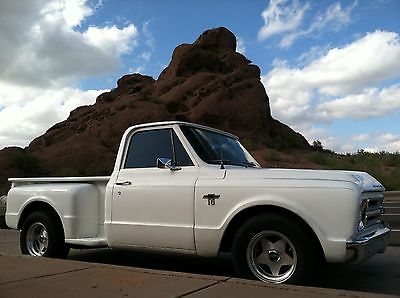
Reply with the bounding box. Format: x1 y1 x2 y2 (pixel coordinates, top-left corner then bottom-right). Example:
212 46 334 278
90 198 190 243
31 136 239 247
0 0 399 152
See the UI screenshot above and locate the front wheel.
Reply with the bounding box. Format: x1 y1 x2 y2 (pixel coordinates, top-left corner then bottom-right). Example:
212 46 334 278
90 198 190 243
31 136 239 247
232 213 317 284
20 211 69 258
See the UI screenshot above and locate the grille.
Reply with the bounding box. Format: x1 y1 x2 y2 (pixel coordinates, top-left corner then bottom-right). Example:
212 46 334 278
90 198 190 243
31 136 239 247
361 191 385 228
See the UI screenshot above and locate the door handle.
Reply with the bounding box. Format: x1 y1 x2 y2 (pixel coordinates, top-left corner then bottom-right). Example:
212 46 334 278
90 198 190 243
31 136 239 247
115 181 132 186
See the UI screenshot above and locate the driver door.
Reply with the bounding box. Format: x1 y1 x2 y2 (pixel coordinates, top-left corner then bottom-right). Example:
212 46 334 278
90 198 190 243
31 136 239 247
110 127 198 251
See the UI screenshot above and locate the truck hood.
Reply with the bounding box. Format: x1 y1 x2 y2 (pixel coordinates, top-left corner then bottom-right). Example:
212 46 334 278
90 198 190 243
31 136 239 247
225 167 384 192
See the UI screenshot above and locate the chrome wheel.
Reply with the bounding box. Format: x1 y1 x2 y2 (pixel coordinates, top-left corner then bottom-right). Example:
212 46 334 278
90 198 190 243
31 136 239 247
26 222 49 256
246 230 297 283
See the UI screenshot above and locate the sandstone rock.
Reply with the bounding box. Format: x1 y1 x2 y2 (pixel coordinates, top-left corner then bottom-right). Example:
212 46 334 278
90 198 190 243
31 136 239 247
0 27 310 195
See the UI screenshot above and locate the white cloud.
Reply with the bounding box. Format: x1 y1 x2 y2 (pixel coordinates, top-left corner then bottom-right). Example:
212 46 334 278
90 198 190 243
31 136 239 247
263 30 400 152
320 132 400 153
258 0 309 41
296 45 330 66
42 0 95 28
316 85 400 120
303 128 400 154
280 2 356 48
271 58 288 68
258 1 356 48
0 0 139 149
297 124 356 153
84 24 138 55
127 21 156 75
362 133 400 153
379 133 400 144
142 21 155 50
305 31 400 96
263 30 400 127
0 83 108 148
236 37 246 55
306 130 400 154
0 0 138 88
387 140 400 152
353 134 370 142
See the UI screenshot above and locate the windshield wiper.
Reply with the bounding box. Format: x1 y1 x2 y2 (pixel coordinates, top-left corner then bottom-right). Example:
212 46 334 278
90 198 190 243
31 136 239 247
210 159 230 169
240 161 258 168
210 160 257 168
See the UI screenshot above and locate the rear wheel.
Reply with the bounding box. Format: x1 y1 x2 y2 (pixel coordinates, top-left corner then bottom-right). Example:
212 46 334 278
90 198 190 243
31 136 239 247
232 213 317 284
20 211 69 258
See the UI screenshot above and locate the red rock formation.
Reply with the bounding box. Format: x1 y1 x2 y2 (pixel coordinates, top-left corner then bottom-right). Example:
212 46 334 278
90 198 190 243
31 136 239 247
0 27 310 195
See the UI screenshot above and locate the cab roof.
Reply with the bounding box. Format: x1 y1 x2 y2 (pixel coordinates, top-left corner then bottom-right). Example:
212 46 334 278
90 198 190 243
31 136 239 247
128 121 239 139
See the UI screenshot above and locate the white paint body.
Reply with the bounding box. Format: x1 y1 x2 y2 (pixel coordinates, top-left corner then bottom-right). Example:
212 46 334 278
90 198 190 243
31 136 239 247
5 122 386 262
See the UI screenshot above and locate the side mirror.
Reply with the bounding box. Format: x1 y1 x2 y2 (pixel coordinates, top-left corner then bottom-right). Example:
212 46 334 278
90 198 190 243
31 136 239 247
156 157 181 171
157 157 171 169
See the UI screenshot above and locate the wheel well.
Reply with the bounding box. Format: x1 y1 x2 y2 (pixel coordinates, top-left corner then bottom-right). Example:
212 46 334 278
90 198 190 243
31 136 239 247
18 201 64 234
219 205 325 260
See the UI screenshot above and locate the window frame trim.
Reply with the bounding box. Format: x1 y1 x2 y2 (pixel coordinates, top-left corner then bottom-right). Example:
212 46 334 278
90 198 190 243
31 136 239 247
122 125 197 170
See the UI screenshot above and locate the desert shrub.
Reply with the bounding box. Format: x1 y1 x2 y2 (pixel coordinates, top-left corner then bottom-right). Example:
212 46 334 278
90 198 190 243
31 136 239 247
11 152 40 176
242 138 257 151
53 168 80 177
269 137 287 150
85 163 110 176
311 152 328 165
384 152 400 167
264 149 281 162
380 168 400 191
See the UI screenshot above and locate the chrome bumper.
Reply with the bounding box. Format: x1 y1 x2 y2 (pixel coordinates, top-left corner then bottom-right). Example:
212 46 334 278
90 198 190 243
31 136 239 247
346 224 391 263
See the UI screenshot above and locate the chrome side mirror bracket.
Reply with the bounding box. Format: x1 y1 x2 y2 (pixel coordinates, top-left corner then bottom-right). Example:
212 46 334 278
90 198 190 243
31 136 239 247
156 158 181 171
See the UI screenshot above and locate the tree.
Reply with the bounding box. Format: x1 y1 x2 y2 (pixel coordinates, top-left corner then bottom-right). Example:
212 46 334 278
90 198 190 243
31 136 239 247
312 140 324 152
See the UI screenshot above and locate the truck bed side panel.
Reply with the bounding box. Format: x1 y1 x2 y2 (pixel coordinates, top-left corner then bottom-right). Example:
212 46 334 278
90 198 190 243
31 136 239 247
6 183 100 239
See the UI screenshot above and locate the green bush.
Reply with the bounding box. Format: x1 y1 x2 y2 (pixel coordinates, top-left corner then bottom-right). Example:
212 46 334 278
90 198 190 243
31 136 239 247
242 138 257 151
11 152 40 176
311 152 328 165
85 163 110 176
264 149 281 162
307 150 400 190
53 168 81 177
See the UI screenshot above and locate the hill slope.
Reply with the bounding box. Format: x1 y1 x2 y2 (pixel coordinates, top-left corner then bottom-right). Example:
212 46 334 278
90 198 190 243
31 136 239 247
0 27 310 195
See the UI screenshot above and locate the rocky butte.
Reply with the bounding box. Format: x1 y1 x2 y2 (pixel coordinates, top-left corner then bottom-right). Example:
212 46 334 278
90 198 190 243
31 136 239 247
0 27 310 195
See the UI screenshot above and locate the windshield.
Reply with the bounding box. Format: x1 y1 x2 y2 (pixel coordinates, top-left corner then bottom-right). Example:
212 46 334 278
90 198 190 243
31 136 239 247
180 125 260 168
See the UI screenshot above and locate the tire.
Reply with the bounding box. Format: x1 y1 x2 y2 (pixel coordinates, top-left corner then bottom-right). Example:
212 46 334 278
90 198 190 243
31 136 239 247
20 211 70 258
232 213 317 284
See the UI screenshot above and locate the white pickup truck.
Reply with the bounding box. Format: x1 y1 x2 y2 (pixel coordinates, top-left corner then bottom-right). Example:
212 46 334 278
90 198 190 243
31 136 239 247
5 121 390 284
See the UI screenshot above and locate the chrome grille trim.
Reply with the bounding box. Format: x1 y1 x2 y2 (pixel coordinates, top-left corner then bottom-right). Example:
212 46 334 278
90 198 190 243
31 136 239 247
361 192 385 228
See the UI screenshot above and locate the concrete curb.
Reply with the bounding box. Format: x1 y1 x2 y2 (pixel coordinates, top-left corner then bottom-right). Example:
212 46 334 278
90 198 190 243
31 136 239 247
0 255 394 298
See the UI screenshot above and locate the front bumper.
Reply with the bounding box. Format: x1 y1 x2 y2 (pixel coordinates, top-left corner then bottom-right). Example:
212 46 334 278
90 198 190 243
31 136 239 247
346 224 391 263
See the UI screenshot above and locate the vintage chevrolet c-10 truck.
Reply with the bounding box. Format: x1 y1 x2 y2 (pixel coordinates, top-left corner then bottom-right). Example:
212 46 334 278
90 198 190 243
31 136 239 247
5 121 390 283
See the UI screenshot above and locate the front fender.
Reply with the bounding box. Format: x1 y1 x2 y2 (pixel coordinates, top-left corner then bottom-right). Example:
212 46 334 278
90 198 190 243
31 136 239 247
195 185 359 262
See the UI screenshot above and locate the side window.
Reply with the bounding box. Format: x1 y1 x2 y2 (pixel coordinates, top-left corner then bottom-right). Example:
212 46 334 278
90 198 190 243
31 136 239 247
124 128 194 169
173 132 193 166
125 129 173 168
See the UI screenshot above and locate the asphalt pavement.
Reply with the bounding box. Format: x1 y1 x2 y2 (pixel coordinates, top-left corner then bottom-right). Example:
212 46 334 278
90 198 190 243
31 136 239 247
1 229 400 297
2 254 393 298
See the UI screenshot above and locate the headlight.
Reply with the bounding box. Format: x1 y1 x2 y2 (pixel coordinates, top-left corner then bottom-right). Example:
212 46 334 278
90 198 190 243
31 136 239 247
357 199 369 232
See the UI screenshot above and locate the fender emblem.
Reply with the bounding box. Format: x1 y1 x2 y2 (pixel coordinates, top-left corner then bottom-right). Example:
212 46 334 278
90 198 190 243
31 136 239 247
203 193 220 206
